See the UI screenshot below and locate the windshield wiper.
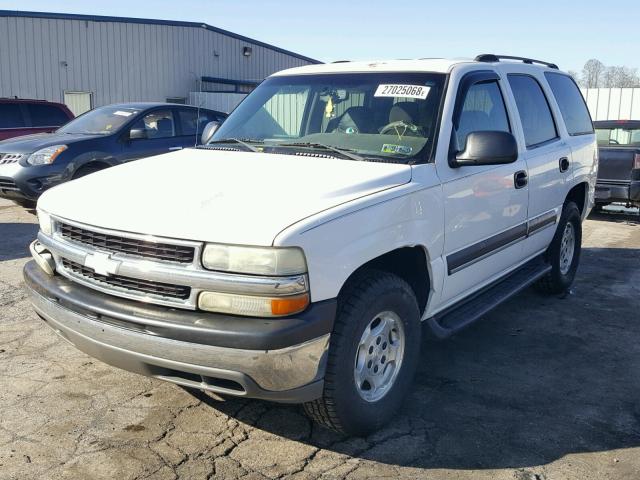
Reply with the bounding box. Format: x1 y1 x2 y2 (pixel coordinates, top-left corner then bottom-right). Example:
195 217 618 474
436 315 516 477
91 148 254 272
276 142 366 162
204 138 261 152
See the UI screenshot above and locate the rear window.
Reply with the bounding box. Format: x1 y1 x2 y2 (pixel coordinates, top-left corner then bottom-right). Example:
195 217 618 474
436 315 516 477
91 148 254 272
508 75 558 148
0 103 25 128
545 73 593 136
596 127 640 146
27 104 71 127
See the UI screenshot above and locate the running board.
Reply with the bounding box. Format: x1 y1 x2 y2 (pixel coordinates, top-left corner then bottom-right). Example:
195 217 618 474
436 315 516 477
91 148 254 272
427 256 552 339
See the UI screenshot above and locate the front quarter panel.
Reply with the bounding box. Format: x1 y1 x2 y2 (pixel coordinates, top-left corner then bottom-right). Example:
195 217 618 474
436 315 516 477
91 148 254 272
274 164 444 309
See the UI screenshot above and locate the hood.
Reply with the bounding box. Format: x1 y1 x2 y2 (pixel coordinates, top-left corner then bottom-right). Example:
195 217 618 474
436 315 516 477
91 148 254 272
0 132 102 153
38 148 412 246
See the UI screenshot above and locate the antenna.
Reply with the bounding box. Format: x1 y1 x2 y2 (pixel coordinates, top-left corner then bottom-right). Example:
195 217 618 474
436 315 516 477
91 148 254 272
194 74 203 148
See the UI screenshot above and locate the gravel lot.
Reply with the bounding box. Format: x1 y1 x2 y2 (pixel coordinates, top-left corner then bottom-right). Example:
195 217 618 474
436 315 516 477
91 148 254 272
1 198 639 480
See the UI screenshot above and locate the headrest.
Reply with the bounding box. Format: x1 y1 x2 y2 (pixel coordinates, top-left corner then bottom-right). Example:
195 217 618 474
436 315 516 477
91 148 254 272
389 102 419 124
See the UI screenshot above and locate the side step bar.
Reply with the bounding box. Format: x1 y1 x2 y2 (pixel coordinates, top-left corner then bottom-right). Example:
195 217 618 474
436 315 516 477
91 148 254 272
427 256 552 339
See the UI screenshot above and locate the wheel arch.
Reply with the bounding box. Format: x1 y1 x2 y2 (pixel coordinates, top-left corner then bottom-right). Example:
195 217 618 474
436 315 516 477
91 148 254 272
565 181 589 218
338 246 431 316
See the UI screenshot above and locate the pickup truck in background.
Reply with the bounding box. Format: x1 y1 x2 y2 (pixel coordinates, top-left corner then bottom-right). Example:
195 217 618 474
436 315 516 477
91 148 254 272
594 120 640 208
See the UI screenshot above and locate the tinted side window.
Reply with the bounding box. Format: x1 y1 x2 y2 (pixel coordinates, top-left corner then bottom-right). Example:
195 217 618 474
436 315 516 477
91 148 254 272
177 109 219 136
544 73 593 135
456 81 510 149
131 110 176 139
508 75 558 148
28 104 71 127
0 104 26 128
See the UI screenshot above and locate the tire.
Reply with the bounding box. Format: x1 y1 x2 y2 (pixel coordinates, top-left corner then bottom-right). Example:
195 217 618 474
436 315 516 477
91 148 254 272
72 164 105 180
303 270 421 436
535 201 582 294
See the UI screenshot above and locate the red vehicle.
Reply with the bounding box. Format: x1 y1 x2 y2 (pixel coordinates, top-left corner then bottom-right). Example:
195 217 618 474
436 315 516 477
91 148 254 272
0 98 74 141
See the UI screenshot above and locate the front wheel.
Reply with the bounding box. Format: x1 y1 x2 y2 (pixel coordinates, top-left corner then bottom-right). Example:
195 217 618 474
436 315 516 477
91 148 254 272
536 201 582 294
303 270 421 436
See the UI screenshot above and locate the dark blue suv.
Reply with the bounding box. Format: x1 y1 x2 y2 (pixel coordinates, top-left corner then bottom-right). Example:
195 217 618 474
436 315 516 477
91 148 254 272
0 103 226 207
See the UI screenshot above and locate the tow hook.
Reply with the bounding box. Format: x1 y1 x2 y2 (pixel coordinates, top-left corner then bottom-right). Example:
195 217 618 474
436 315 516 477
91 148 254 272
29 240 56 275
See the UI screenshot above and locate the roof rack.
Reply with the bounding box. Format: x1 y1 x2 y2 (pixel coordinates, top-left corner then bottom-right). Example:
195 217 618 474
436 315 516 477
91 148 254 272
474 54 559 70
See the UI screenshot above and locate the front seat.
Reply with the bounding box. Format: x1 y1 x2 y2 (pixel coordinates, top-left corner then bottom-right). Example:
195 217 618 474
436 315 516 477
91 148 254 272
155 118 174 138
327 106 375 134
388 102 420 126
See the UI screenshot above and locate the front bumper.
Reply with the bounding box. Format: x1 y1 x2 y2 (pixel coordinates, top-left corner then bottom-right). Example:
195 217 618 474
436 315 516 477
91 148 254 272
0 160 66 201
24 261 336 403
595 179 640 206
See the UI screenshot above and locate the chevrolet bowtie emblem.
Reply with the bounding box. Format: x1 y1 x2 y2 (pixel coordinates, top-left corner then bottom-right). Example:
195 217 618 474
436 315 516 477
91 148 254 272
84 252 120 276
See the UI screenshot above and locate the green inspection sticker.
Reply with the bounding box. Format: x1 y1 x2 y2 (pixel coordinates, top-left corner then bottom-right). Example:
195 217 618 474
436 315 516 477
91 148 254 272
381 144 413 155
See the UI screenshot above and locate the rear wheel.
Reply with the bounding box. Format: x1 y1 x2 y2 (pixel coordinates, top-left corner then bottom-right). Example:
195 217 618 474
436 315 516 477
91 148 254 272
303 270 421 436
536 201 582 294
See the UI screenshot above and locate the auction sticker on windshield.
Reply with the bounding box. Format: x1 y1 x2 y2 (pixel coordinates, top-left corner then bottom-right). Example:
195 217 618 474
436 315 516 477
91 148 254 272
374 85 430 99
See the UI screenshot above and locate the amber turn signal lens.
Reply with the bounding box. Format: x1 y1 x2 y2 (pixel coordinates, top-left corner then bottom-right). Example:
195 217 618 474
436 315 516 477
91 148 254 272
271 293 310 316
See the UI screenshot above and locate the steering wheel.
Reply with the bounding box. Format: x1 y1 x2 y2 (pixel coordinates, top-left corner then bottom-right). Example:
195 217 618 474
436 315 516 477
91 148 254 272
609 139 619 145
379 120 423 137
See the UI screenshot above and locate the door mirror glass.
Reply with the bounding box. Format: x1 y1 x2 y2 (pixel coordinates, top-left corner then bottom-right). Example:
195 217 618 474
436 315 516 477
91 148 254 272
129 128 147 140
453 130 518 167
201 121 220 145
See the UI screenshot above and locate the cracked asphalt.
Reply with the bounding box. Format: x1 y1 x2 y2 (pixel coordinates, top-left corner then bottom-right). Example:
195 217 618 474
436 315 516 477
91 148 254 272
1 198 639 480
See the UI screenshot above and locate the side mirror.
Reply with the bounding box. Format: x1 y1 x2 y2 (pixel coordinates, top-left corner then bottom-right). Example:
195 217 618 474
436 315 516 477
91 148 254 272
129 128 147 140
200 121 220 145
451 131 518 167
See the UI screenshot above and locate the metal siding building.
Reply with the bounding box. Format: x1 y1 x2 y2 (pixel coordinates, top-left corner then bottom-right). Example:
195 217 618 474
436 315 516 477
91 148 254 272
0 11 319 114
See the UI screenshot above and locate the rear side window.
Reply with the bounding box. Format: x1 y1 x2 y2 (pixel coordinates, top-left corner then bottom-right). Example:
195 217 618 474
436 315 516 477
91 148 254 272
0 104 25 128
455 81 511 150
27 104 71 127
545 73 593 136
178 109 222 136
508 75 558 148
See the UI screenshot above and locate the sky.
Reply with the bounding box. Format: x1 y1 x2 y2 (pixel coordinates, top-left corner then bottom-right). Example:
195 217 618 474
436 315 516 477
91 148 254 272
1 0 638 74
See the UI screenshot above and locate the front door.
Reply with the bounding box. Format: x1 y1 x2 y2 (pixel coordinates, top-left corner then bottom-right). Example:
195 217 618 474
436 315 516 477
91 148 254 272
437 71 529 308
121 109 183 162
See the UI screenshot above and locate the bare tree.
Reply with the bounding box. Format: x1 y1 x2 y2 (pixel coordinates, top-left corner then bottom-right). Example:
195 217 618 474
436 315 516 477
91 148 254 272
602 66 640 88
582 59 606 88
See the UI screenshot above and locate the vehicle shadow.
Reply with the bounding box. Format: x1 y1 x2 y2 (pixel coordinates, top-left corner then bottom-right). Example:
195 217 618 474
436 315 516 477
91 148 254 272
185 245 640 470
0 222 39 261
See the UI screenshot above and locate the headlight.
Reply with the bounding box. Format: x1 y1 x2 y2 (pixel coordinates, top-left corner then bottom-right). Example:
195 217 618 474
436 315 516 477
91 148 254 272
27 145 67 165
37 209 52 236
202 244 307 276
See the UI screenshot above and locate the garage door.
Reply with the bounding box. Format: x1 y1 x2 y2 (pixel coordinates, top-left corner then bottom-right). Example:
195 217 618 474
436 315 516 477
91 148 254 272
64 92 92 116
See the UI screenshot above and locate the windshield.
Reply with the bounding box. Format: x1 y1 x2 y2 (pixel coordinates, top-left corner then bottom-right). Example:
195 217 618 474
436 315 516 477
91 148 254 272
58 106 141 135
211 72 446 162
596 127 640 146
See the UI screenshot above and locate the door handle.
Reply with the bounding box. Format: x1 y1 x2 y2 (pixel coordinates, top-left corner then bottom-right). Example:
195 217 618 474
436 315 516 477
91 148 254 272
168 146 183 151
514 170 528 189
559 157 570 172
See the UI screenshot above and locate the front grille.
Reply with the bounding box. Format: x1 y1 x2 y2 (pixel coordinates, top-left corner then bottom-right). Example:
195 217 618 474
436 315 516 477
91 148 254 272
61 258 191 300
0 153 23 165
0 178 18 190
59 222 195 263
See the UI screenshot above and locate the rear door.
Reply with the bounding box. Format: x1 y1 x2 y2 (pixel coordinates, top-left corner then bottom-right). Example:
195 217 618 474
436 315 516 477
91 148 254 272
174 108 225 147
437 70 529 306
120 108 182 162
505 73 572 257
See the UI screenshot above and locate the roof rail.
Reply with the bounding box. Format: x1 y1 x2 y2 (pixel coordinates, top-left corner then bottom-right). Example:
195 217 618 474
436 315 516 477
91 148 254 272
474 54 559 70
331 60 351 63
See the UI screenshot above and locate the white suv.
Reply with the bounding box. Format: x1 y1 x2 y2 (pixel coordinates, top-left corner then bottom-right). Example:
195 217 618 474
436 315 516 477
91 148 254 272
26 55 597 435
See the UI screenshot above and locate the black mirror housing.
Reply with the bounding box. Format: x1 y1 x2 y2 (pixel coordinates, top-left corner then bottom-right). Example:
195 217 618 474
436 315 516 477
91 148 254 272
129 128 147 140
451 131 518 167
